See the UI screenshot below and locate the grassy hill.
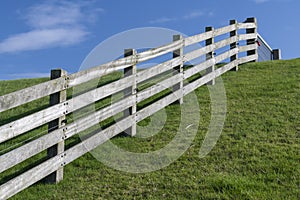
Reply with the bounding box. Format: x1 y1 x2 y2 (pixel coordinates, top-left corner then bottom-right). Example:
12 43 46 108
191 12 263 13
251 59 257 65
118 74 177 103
0 59 299 199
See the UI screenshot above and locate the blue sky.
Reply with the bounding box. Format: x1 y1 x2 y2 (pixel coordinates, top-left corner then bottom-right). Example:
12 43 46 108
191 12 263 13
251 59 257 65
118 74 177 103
0 0 299 80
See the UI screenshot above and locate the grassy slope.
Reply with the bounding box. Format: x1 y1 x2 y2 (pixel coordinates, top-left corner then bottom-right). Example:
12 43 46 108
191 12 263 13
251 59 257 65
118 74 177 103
1 59 299 199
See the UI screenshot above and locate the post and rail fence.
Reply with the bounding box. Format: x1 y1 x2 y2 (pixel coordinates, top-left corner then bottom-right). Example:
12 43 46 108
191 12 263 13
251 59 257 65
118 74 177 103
0 17 280 199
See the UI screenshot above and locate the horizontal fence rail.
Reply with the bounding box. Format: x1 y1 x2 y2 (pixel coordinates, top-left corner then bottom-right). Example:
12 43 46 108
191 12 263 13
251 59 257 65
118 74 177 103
0 17 278 199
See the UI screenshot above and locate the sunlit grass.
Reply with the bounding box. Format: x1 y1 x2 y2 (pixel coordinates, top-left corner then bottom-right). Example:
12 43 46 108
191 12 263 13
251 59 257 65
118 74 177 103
0 59 299 199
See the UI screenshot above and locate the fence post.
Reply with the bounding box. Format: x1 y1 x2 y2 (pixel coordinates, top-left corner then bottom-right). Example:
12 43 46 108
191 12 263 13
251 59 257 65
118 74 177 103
245 17 258 62
230 19 238 71
123 49 137 136
205 26 215 85
272 49 281 60
172 34 184 104
45 69 67 183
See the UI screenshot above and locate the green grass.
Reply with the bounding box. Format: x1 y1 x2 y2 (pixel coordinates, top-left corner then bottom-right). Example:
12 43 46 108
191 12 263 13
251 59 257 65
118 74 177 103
1 59 300 199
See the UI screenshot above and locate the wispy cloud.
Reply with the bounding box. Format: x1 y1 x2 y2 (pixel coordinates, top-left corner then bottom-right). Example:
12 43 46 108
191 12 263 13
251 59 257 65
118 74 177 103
183 11 204 20
149 10 213 24
0 29 88 53
149 17 177 24
253 0 292 3
253 0 269 3
0 1 103 54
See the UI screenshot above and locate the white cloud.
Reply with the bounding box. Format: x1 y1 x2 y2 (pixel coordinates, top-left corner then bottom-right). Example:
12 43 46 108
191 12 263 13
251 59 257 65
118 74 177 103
0 1 103 54
25 2 83 29
0 28 88 53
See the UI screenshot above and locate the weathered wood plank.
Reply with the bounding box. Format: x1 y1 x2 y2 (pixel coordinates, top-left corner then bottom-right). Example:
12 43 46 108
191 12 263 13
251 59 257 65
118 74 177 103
214 24 236 37
239 44 257 53
214 60 239 77
239 33 257 41
0 111 129 200
0 155 63 200
239 54 258 65
183 69 215 96
0 113 133 200
136 89 183 122
0 103 66 144
0 128 64 174
69 75 134 112
184 31 213 46
68 57 134 87
214 36 238 50
215 48 239 64
0 113 134 200
185 61 238 96
183 59 215 79
0 77 66 113
123 49 137 136
0 95 134 174
137 40 183 63
45 69 67 183
136 57 182 83
205 26 215 85
69 41 183 87
66 96 135 138
172 34 184 105
229 20 238 71
63 115 135 165
184 44 214 62
137 73 182 103
245 18 257 62
184 48 238 84
0 75 134 143
237 23 256 29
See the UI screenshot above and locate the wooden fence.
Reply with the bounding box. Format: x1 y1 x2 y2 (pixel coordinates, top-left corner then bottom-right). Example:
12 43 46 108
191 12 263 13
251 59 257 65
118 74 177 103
0 17 259 199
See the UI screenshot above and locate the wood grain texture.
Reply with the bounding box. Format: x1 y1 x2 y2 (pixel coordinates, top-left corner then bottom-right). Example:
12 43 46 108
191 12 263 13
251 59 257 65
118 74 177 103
184 44 214 62
0 155 63 200
230 20 238 71
137 73 183 103
214 24 236 37
0 75 134 143
237 22 256 29
239 33 257 41
239 44 257 53
0 77 66 113
184 31 213 46
0 102 66 143
239 54 258 64
0 96 134 174
45 69 67 183
136 57 182 83
138 40 183 63
183 59 215 79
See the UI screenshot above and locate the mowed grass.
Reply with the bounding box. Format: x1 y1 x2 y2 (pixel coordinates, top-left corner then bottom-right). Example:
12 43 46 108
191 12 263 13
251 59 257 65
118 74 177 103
0 59 299 199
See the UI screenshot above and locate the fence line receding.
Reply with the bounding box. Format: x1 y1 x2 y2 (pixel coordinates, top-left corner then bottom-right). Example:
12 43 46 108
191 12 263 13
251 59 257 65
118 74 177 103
0 17 279 199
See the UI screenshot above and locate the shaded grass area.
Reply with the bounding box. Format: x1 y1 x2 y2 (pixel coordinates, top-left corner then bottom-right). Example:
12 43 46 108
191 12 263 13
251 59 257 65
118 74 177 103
0 59 299 199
